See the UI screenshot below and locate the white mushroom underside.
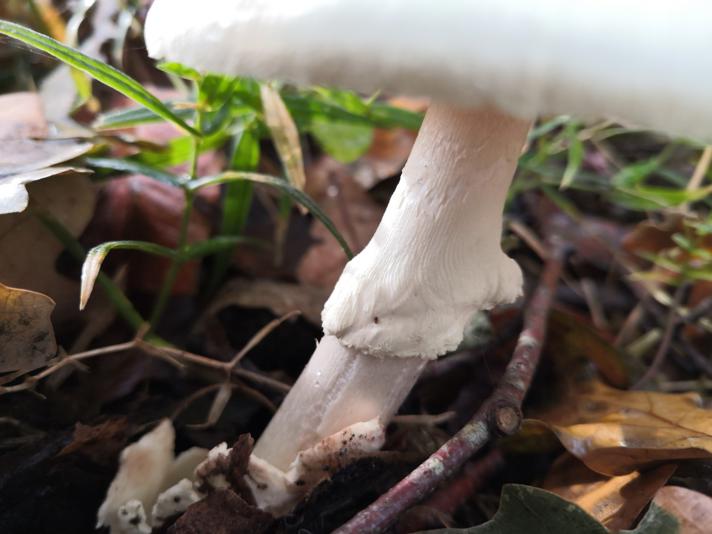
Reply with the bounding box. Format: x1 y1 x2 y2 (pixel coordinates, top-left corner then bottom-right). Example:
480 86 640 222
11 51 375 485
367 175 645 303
146 0 712 143
323 104 529 358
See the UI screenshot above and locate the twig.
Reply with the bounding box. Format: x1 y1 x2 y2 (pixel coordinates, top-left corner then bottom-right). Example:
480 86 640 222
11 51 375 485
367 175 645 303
425 449 505 517
398 450 505 532
0 341 138 394
333 243 567 534
227 310 300 369
580 278 609 331
508 220 548 260
633 281 687 388
0 312 295 396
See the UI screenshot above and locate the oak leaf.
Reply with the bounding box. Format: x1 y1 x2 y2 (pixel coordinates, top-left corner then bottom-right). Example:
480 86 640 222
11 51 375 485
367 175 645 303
534 381 712 475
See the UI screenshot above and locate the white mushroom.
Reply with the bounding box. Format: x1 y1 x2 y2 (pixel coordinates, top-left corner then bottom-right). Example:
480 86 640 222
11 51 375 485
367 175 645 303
97 420 208 533
145 0 712 510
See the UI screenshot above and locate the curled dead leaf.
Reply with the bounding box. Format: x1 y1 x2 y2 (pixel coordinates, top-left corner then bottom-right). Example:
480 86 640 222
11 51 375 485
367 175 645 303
0 173 96 319
533 380 712 476
547 309 630 388
0 283 56 373
0 92 93 215
298 155 384 288
204 278 328 326
0 92 97 319
653 486 712 534
543 454 675 531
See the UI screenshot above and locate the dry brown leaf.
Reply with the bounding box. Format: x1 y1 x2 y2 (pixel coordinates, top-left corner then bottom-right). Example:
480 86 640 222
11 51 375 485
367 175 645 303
543 453 675 531
298 155 384 288
0 91 96 318
547 309 630 388
260 84 306 191
534 380 712 476
0 93 47 139
0 174 96 319
623 215 712 311
204 278 328 326
352 127 416 189
348 96 424 189
0 282 56 373
653 486 712 534
0 93 93 215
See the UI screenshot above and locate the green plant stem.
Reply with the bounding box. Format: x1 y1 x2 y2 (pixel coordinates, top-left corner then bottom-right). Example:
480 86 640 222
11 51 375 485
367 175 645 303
148 132 201 332
148 188 194 332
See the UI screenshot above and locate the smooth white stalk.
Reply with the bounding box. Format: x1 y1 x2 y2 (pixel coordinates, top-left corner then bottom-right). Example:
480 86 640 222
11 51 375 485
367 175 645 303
253 104 530 476
253 336 425 472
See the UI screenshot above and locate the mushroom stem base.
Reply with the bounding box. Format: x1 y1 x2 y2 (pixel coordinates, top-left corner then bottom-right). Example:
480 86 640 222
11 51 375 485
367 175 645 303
253 336 426 472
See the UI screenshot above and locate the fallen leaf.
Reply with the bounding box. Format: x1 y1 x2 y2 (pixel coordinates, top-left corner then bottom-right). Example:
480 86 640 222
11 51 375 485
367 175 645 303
543 453 675 531
0 92 93 215
0 139 92 177
653 486 712 534
204 278 328 326
0 91 97 318
0 173 96 319
0 283 56 373
58 418 131 465
0 166 89 215
534 380 712 476
547 309 630 388
0 92 47 138
352 124 417 188
425 484 608 533
297 155 384 288
422 484 678 534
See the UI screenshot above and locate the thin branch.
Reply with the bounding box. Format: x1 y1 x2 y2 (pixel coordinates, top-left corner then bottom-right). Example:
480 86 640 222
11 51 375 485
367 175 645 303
227 310 301 369
1 313 294 396
634 281 687 388
0 341 138 394
334 243 567 534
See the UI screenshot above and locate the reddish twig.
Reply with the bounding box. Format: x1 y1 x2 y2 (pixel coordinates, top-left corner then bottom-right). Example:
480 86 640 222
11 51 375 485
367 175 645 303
425 448 505 517
397 450 505 532
333 243 567 534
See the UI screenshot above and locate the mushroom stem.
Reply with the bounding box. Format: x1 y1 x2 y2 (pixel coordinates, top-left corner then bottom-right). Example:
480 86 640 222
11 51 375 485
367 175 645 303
254 103 530 475
253 336 426 471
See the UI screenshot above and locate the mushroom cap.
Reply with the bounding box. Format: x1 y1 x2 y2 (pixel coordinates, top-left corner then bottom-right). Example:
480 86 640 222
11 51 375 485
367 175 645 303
146 0 712 141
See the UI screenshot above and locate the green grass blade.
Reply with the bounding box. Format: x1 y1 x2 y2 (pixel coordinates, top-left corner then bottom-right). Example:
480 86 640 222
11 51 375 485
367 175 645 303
80 240 177 310
86 157 184 188
560 136 584 189
94 101 193 130
190 172 354 259
0 20 199 136
206 128 260 295
36 211 146 330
